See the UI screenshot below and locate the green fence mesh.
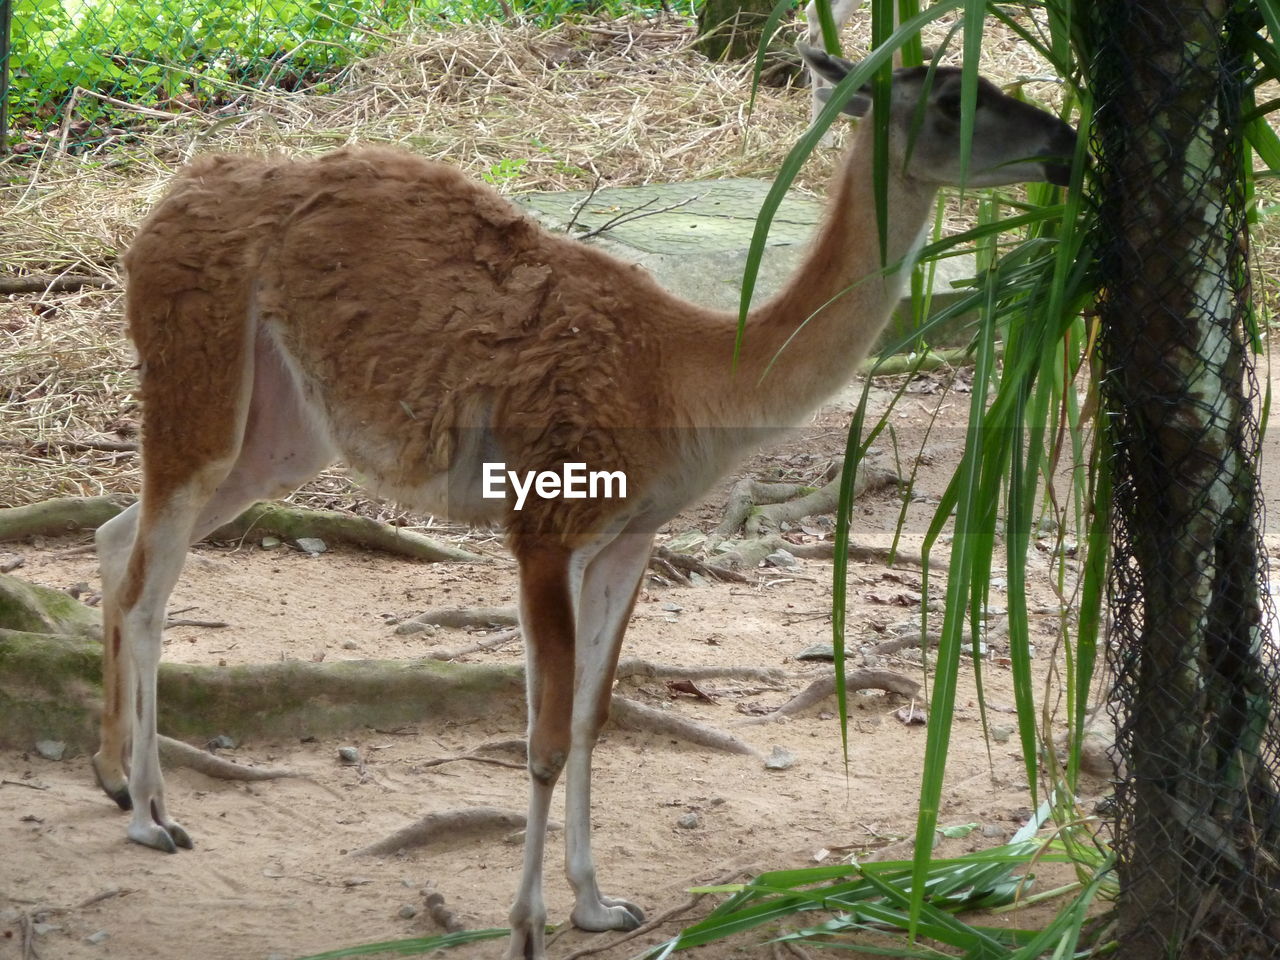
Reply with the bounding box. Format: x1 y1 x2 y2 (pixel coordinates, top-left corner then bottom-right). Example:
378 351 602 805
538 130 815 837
1091 2 1280 956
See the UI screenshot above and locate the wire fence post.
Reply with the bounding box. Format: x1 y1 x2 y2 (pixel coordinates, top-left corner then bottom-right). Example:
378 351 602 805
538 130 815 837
0 0 13 154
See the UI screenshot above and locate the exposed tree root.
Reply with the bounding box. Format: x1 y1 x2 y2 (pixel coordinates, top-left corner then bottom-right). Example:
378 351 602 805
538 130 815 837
712 535 924 571
355 806 561 857
609 696 757 756
2 625 769 756
208 503 486 563
158 735 298 782
0 496 485 563
650 544 752 584
739 669 921 724
0 496 133 543
410 605 518 629
616 658 786 684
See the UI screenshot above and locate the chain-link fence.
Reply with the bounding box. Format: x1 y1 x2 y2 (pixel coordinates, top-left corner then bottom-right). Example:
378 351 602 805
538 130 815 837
1091 2 1280 957
0 0 417 152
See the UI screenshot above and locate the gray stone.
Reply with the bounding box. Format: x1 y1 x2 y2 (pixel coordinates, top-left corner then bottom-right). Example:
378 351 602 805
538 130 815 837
398 903 419 920
795 643 835 662
260 536 282 550
764 549 798 568
764 745 796 770
86 931 110 945
35 740 65 761
515 178 979 350
337 746 361 764
295 537 327 555
676 812 701 830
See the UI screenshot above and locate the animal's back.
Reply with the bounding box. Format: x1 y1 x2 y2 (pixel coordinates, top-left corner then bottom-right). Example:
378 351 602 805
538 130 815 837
125 147 682 532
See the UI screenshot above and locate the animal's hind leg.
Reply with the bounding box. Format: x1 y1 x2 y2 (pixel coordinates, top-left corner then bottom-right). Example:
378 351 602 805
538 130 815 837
92 503 142 810
95 325 334 850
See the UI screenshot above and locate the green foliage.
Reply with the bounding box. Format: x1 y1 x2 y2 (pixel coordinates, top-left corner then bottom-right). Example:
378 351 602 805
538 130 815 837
649 801 1115 958
7 0 409 129
3 0 679 137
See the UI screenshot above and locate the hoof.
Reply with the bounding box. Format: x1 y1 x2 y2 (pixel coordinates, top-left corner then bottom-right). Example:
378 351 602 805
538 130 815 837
128 822 179 853
168 822 194 849
571 897 645 933
91 757 132 811
127 819 191 853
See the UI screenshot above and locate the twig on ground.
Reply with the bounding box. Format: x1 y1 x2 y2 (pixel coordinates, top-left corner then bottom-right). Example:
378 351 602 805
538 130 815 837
78 888 134 908
574 194 700 240
427 626 520 660
1 779 48 791
0 274 114 295
418 752 525 771
164 618 229 630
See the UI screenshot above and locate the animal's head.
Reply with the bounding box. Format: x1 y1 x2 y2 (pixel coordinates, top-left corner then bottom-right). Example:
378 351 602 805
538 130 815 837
798 43 1077 188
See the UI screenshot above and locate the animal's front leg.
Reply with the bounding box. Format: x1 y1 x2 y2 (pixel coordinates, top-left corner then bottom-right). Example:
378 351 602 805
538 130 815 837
564 532 654 932
507 543 578 960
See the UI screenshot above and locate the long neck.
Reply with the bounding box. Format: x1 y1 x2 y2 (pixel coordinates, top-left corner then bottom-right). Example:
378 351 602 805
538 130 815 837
688 121 940 428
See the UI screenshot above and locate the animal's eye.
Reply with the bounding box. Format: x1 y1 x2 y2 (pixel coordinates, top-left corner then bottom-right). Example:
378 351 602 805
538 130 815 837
936 90 963 120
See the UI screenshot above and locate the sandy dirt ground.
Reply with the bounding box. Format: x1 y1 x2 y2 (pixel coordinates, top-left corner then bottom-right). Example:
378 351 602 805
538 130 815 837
0 372 1159 960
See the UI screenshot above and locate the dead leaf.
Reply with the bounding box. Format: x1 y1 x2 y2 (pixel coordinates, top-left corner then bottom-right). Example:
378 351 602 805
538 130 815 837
667 679 716 703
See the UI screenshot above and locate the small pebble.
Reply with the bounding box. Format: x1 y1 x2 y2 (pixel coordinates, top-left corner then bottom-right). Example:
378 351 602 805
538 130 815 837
342 640 359 650
35 740 66 762
86 931 109 945
0 553 23 573
688 572 709 587
338 746 361 764
661 601 684 613
295 537 327 555
990 725 1014 744
260 536 282 550
795 643 835 662
32 922 60 936
763 745 796 770
394 621 428 636
764 549 798 568
676 812 701 830
981 824 1007 839
398 903 419 920
207 734 236 751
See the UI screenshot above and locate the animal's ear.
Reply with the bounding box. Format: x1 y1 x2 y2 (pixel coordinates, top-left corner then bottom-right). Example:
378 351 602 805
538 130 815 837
797 43 872 117
797 42 856 85
814 85 872 118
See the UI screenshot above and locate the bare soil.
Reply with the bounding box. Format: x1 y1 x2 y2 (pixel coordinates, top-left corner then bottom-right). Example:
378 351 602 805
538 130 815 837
0 376 1135 960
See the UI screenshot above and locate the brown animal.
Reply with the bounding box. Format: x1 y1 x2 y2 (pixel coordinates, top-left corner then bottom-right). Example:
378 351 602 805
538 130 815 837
92 46 1074 960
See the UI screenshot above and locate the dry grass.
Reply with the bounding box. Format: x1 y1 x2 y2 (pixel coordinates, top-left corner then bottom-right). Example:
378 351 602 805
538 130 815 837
6 9 1226 516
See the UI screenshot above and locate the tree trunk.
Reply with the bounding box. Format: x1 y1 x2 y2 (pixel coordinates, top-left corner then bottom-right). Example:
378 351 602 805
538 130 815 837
1092 3 1280 956
694 0 775 62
